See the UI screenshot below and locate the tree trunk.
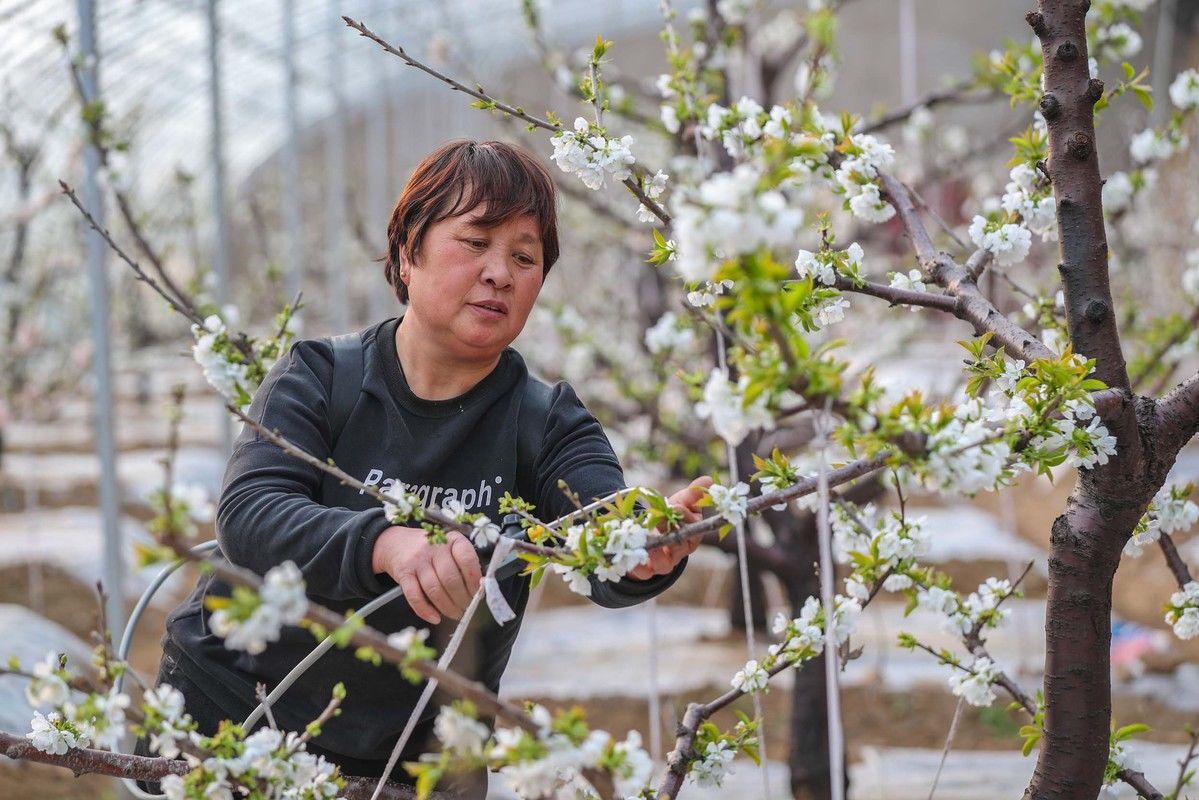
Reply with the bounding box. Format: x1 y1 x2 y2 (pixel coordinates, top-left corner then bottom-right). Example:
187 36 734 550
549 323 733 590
1024 492 1129 798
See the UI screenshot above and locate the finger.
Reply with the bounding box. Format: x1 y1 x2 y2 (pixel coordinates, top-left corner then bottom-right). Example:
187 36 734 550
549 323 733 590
419 567 459 620
683 536 702 556
680 476 715 505
647 546 673 575
397 570 441 626
450 536 483 595
627 563 655 580
432 550 473 616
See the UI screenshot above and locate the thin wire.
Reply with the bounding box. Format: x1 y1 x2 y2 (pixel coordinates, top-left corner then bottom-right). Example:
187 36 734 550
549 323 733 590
370 584 488 800
815 399 845 800
647 598 662 761
716 328 771 800
928 696 965 800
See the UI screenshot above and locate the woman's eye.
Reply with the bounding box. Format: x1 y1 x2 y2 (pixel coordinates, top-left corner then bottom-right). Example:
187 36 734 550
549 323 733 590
465 239 486 248
515 254 535 266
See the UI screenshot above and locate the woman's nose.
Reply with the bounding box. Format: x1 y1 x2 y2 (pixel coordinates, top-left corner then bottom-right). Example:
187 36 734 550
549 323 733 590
481 253 513 289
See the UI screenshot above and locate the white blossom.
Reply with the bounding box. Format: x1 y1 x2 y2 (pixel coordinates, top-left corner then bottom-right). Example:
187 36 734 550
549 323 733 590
889 269 926 294
26 710 81 755
949 657 1000 707
969 216 1033 266
997 359 1026 394
660 103 681 134
1184 260 1199 302
1001 164 1057 241
1172 607 1199 640
386 626 430 653
1130 128 1186 165
848 182 897 223
686 279 734 308
191 316 249 407
690 740 736 787
143 684 191 759
435 705 490 754
595 518 651 582
709 481 750 526
636 170 670 223
211 601 281 655
88 692 131 751
382 481 418 521
695 369 775 446
645 311 695 354
1076 417 1118 469
917 585 959 616
611 730 654 796
1167 583 1199 640
470 515 501 547
672 164 804 282
815 296 851 327
794 249 836 285
25 651 69 708
259 561 308 623
1094 23 1142 60
210 562 308 653
1102 171 1134 214
551 562 593 596
1169 69 1199 110
550 117 636 191
844 577 870 602
731 658 769 693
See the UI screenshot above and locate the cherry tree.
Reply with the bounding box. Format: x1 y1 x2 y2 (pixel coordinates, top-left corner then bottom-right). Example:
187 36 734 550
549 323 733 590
3 1 1199 799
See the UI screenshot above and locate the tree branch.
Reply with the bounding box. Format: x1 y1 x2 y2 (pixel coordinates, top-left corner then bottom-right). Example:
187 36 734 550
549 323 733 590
873 169 1053 364
0 730 422 799
342 16 671 226
859 80 998 135
1156 371 1199 451
832 274 959 313
1158 532 1195 589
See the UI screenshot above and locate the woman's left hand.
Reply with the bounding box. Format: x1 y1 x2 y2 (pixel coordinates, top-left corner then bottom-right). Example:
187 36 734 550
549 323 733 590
627 476 713 581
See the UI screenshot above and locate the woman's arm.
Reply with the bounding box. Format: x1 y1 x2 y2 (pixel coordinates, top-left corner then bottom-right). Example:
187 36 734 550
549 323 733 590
532 381 694 608
216 339 393 601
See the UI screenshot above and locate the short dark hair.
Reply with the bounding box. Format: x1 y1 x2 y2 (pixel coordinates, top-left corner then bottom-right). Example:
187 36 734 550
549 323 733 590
384 140 560 304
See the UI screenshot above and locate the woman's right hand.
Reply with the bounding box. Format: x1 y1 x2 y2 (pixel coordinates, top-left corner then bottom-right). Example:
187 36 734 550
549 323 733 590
371 526 483 625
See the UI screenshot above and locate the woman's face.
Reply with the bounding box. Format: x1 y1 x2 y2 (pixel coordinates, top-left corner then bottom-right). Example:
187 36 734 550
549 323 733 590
402 206 545 361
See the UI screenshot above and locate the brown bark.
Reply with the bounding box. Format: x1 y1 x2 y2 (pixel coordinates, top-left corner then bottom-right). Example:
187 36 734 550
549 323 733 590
0 731 420 799
1024 3 1182 797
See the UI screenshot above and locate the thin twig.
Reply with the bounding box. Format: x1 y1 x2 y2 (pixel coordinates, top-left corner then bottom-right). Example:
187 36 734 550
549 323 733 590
256 683 278 730
1171 725 1199 800
341 16 671 227
928 696 965 800
1158 532 1195 589
60 181 207 331
860 80 997 135
831 274 958 313
1133 304 1199 393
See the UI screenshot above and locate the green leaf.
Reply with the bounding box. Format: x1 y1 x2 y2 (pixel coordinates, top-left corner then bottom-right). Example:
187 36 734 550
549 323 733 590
1114 722 1151 740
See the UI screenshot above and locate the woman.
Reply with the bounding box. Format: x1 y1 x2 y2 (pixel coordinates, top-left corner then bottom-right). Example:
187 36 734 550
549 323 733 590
147 140 707 786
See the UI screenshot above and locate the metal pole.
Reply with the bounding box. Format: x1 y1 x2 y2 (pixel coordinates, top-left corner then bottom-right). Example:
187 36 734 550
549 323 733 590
207 0 233 453
899 0 918 106
366 0 390 322
1151 0 1178 127
325 0 349 333
282 0 304 309
76 0 126 671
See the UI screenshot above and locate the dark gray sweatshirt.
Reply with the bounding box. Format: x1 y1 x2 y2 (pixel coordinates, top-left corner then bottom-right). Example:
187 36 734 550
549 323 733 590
166 316 682 761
